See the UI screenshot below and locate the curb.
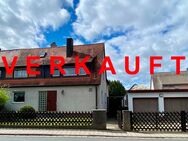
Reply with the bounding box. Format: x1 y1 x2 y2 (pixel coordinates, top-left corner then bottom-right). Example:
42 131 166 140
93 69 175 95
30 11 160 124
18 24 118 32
0 132 188 138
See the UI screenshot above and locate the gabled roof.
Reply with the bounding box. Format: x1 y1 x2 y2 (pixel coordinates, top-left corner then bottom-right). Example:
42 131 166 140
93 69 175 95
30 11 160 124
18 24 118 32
0 43 104 67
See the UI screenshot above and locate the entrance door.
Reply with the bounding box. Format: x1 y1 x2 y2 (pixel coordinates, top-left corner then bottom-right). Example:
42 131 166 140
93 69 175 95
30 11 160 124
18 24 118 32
47 91 57 111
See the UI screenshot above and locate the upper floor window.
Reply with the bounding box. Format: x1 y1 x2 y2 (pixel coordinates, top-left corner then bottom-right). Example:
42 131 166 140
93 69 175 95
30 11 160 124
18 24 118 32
79 68 87 75
0 70 2 78
52 69 60 77
14 69 27 78
64 67 76 76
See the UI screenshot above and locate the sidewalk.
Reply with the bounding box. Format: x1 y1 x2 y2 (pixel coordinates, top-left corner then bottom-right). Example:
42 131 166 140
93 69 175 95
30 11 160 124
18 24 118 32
0 120 187 138
0 128 188 138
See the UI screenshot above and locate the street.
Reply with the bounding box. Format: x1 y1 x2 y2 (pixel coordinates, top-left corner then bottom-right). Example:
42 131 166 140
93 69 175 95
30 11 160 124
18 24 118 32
0 135 187 141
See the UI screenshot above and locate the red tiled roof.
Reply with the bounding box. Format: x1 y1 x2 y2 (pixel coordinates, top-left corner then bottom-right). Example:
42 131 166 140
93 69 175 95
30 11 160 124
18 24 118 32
0 43 104 66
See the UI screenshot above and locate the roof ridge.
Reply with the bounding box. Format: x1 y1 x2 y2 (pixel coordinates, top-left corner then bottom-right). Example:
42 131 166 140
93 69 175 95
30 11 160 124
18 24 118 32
0 42 104 52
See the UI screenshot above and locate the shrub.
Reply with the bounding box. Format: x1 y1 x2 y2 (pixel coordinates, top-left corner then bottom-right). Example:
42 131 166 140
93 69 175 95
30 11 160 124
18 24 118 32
20 105 36 119
0 88 10 110
20 105 35 113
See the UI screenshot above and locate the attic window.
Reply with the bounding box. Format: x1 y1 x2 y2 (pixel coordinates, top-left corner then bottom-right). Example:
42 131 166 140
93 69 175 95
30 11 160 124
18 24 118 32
40 52 47 58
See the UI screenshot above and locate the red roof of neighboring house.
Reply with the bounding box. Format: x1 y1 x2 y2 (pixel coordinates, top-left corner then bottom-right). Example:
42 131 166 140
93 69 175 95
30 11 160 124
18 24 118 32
0 43 105 87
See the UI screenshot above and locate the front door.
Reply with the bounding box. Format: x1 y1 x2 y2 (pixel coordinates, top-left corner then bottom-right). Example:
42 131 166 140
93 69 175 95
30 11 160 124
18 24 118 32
47 91 57 111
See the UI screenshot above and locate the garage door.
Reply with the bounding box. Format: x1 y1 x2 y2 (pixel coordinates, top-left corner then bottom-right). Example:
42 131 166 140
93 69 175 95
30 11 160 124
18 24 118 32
164 98 188 112
133 98 158 112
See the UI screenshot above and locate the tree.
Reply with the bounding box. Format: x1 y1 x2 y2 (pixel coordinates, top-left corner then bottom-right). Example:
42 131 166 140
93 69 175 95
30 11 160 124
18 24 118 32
0 88 9 110
108 80 126 96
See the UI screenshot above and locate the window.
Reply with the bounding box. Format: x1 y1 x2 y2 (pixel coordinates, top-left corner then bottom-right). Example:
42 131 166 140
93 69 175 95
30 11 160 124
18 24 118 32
14 69 27 78
64 67 76 76
0 70 1 78
79 68 87 75
13 91 25 102
52 69 60 77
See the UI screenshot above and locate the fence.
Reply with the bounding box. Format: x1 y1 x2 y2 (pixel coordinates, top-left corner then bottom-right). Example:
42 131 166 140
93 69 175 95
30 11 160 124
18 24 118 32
0 110 106 129
117 110 188 132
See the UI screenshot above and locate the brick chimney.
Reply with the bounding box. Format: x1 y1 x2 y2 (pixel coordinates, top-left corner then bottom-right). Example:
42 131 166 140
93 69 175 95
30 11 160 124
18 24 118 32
50 42 57 48
66 38 73 57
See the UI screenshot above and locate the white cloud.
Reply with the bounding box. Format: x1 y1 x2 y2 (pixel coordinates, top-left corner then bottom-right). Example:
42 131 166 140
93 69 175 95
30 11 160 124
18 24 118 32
74 0 188 88
74 0 186 41
0 0 70 50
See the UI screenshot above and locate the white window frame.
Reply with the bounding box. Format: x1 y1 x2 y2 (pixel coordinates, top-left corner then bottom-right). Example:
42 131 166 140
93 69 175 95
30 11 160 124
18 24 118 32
64 67 76 76
14 69 27 78
52 69 60 77
79 68 87 76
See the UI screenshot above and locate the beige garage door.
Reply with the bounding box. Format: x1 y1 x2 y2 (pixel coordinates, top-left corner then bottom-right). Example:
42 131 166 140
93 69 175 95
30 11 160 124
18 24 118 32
164 98 188 112
133 98 158 112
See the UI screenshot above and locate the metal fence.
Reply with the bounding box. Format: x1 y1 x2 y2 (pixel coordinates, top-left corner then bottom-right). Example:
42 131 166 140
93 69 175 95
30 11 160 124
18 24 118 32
0 111 93 129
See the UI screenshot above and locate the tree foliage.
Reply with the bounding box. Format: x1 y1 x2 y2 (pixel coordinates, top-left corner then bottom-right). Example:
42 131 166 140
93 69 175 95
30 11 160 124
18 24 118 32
0 88 9 110
109 80 126 96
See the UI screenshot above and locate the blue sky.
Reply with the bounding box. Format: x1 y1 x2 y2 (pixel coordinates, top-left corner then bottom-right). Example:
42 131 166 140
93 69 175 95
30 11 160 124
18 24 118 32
1 0 188 89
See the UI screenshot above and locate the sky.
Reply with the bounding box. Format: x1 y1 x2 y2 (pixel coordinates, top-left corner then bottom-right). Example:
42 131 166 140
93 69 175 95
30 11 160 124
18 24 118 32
0 0 188 89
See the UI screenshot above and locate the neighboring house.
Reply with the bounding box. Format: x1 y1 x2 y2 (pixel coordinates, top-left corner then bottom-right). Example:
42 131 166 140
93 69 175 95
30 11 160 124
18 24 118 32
0 38 108 112
151 71 188 89
128 89 188 112
128 71 188 112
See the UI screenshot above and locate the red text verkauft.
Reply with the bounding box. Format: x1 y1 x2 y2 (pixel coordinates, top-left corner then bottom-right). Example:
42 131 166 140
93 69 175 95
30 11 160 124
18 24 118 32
0 55 185 75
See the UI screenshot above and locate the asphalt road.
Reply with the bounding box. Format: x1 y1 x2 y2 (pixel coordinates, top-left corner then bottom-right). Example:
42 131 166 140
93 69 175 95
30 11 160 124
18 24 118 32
0 136 187 141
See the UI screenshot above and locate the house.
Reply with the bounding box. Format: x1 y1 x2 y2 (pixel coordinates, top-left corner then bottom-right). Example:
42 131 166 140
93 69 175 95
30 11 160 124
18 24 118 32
151 71 188 89
128 71 188 112
0 38 108 112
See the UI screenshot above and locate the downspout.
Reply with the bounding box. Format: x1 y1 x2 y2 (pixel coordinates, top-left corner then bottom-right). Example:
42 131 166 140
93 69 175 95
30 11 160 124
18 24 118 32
95 86 98 109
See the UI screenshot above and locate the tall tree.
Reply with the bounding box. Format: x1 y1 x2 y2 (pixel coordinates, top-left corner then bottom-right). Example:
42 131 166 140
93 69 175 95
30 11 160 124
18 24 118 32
109 80 126 96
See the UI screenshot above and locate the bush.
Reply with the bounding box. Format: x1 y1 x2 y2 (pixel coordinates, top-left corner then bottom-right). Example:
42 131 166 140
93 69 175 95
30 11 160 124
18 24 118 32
0 88 10 110
20 105 36 119
20 105 35 113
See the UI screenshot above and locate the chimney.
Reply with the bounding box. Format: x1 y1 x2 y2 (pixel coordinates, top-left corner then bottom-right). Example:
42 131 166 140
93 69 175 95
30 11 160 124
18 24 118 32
66 38 73 57
50 42 57 48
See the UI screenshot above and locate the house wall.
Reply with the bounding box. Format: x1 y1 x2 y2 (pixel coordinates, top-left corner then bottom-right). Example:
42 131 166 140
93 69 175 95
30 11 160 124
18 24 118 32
97 72 108 109
5 86 97 112
128 92 188 112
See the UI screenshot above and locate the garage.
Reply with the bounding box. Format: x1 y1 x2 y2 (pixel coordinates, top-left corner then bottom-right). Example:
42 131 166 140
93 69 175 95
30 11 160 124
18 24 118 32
133 98 158 112
164 98 188 112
